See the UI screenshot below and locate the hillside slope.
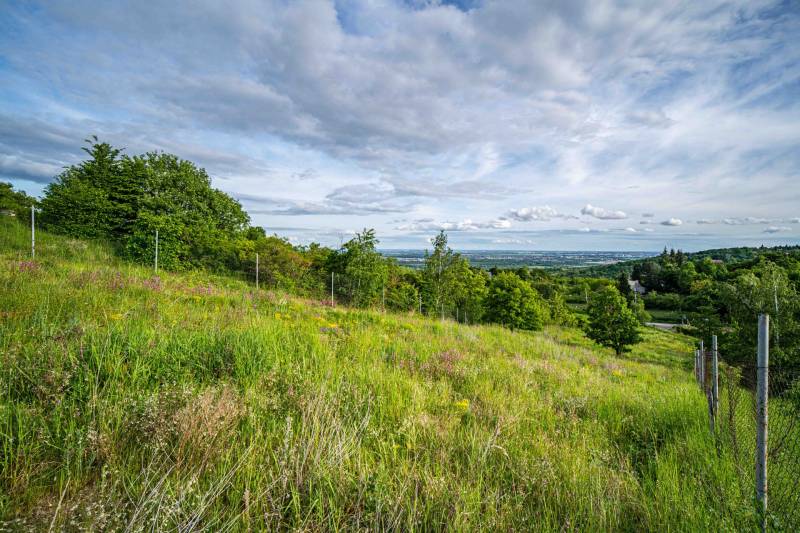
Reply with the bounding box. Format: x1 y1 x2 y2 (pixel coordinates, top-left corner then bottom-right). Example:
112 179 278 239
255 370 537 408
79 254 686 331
1 221 751 530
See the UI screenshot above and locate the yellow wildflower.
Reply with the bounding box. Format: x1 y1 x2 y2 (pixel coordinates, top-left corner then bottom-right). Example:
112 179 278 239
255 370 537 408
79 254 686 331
454 399 470 413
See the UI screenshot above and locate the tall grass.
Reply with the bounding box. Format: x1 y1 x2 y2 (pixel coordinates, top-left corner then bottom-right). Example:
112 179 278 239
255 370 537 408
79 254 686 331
0 218 753 530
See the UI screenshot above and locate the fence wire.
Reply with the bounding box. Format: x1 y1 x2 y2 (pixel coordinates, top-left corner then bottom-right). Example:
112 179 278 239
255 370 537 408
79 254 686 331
703 348 800 532
766 366 800 531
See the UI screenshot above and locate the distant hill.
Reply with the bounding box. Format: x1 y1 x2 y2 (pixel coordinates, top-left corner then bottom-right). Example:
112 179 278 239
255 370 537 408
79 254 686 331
574 244 800 278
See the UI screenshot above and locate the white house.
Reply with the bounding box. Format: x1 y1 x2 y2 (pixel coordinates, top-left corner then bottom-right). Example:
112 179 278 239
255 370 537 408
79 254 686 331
628 279 646 295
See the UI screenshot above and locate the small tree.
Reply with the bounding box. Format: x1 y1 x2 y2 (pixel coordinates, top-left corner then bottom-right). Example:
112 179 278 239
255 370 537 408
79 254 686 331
585 286 641 355
485 272 545 331
422 231 459 315
336 229 388 307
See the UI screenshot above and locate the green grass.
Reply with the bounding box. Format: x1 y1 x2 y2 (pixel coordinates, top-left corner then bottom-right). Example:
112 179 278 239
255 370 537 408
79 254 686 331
645 308 684 324
0 219 754 530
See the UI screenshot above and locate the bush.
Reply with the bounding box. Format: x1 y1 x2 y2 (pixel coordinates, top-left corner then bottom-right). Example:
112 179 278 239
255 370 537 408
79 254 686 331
643 292 683 310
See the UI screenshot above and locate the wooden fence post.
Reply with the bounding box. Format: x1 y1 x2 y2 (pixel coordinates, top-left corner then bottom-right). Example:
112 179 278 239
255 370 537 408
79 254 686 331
756 314 769 532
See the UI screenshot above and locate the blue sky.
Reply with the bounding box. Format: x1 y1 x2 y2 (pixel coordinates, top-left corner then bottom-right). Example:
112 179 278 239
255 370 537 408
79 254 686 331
1 0 799 251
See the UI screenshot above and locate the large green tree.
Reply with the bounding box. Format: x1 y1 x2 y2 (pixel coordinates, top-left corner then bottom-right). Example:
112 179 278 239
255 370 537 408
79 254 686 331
485 272 546 331
38 138 250 271
585 286 641 355
39 138 121 239
123 152 249 271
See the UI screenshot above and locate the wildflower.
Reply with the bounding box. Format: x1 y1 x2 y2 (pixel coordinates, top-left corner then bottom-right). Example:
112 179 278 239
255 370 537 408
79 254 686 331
274 312 282 319
110 313 124 321
454 399 470 413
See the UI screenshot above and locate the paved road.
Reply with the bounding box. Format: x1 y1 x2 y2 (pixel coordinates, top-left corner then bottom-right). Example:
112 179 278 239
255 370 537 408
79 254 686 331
646 322 680 331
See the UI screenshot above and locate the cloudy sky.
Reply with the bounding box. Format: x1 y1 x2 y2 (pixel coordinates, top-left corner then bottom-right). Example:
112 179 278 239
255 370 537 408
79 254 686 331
1 0 799 251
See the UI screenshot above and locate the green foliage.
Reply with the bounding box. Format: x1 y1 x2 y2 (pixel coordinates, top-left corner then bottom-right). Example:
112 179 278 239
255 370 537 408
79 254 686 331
720 263 799 367
331 229 388 307
644 291 684 310
40 167 115 239
485 271 546 330
421 231 460 314
629 297 652 325
0 182 36 221
38 138 250 272
617 270 633 301
585 286 642 354
448 257 488 322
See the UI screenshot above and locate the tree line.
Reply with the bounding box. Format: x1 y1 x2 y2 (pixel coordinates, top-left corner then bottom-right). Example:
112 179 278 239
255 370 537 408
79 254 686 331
577 246 800 373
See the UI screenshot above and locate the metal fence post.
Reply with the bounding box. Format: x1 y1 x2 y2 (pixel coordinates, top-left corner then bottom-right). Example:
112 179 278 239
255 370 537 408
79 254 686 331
31 205 35 259
712 334 719 423
331 272 334 304
699 340 705 389
255 253 259 290
154 230 159 274
756 314 769 531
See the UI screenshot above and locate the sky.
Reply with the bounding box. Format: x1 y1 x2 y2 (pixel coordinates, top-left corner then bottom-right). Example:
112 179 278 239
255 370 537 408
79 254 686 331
1 0 799 251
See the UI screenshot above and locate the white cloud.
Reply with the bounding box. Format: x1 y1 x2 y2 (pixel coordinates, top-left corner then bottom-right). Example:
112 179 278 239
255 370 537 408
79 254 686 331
624 227 638 233
507 206 574 221
723 217 771 225
764 226 791 233
661 218 683 226
492 238 535 245
396 217 511 232
581 204 627 220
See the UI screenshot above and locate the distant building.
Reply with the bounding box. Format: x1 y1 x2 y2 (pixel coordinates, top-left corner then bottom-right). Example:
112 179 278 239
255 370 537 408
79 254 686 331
628 279 646 295
0 209 16 217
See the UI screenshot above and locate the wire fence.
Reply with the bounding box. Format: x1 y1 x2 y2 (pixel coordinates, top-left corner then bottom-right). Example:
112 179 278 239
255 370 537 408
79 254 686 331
697 316 800 531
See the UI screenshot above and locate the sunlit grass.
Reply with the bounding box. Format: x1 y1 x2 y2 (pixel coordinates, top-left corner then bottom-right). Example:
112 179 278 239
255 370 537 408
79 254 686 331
0 219 754 530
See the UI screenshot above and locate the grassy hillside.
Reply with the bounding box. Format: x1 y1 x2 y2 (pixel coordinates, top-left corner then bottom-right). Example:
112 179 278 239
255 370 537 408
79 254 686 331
1 219 753 530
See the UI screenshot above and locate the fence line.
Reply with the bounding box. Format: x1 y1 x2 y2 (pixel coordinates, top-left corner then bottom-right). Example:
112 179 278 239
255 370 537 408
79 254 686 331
700 314 800 531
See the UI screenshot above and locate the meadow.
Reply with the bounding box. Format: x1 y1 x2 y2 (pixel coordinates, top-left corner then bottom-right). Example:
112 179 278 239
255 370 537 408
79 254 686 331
0 220 754 531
